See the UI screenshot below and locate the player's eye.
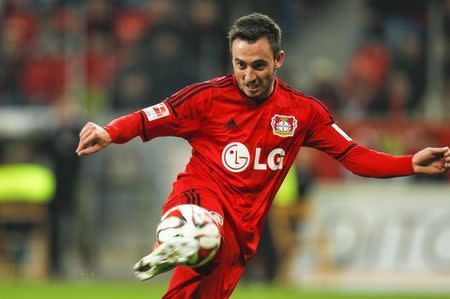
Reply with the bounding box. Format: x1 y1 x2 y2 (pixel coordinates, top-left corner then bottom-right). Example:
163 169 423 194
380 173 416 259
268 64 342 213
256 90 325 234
253 62 266 70
236 61 246 70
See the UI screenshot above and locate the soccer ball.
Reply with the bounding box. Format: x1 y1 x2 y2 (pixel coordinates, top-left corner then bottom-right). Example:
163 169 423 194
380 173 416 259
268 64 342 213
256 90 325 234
156 204 221 267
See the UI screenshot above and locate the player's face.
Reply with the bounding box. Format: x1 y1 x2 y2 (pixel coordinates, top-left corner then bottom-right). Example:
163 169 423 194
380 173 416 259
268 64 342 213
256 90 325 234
231 37 284 102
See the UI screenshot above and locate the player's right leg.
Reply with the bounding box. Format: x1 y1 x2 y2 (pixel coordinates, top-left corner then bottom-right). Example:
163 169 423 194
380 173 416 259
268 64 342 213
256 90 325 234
162 210 245 299
133 189 224 281
133 236 200 281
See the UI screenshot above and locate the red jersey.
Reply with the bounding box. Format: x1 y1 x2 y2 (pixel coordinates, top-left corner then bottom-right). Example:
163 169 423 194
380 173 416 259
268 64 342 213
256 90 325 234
105 75 414 261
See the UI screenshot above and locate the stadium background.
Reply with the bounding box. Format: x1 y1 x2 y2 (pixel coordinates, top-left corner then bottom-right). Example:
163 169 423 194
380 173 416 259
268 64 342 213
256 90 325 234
0 0 449 298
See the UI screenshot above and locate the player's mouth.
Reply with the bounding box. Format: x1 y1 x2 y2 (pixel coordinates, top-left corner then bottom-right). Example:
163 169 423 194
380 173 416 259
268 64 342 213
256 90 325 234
245 85 260 94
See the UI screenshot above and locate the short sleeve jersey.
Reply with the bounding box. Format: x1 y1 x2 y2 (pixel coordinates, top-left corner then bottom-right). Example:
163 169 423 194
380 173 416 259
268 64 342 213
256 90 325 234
138 75 355 260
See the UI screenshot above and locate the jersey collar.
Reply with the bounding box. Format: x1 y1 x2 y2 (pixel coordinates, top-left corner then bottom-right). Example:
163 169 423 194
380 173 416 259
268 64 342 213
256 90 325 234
232 74 279 107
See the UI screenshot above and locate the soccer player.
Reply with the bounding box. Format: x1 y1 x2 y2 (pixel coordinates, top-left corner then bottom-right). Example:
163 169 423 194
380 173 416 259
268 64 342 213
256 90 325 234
76 13 450 299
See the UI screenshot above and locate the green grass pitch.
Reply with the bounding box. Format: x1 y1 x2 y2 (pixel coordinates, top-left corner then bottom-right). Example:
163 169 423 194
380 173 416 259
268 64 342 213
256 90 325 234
1 280 449 299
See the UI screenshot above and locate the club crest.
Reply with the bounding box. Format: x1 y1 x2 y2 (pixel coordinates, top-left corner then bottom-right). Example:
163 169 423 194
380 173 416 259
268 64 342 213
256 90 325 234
271 114 297 137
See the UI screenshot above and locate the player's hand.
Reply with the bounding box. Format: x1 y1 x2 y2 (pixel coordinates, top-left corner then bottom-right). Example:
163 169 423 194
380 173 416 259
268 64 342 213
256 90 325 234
412 147 450 175
76 122 111 156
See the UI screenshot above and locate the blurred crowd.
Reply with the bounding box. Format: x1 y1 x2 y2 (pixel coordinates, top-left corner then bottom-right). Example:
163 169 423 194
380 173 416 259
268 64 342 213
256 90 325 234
1 0 447 118
0 0 323 113
0 0 231 113
309 0 449 120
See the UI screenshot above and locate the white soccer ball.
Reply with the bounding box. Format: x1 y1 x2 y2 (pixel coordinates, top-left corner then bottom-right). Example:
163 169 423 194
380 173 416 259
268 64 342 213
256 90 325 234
156 204 221 267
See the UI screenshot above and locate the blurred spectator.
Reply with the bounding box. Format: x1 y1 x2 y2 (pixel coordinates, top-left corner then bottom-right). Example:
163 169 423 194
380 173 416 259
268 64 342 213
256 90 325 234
113 7 150 47
84 33 117 112
145 0 182 26
385 71 410 120
187 0 228 78
390 29 426 114
361 2 385 42
0 20 27 104
443 0 450 115
3 0 39 49
41 100 83 275
52 7 80 34
86 0 113 36
268 152 315 285
21 32 66 104
139 2 195 103
85 33 117 90
0 0 41 105
308 57 341 114
111 45 151 111
341 41 390 119
142 24 196 100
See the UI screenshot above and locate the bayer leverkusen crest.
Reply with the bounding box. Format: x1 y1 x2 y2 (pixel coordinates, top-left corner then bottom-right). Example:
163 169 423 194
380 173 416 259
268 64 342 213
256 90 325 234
271 114 298 137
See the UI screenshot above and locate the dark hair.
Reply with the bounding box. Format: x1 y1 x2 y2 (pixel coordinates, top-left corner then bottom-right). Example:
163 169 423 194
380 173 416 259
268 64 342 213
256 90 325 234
227 13 282 58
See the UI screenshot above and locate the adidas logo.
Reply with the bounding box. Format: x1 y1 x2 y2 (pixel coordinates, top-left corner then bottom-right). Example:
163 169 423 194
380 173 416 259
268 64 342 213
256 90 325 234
225 119 238 129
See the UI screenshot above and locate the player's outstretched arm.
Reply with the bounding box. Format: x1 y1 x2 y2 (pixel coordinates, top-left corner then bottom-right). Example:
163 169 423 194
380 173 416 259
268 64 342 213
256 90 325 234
412 146 450 175
76 122 112 156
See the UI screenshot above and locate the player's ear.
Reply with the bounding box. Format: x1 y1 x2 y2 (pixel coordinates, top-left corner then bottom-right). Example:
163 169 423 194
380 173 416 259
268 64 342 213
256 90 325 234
274 50 284 69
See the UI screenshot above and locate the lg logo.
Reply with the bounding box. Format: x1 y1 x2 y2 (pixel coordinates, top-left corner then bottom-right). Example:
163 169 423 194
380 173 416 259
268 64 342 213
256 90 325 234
222 142 250 172
221 142 285 173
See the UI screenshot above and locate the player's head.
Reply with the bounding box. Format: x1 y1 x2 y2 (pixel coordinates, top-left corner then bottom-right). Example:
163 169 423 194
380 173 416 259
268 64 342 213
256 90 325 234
228 13 284 102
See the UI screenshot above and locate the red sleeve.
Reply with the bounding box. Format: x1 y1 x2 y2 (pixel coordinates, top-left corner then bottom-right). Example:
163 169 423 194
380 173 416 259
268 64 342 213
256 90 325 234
141 83 211 141
340 145 414 178
104 111 144 144
104 83 210 143
304 100 414 178
304 100 356 159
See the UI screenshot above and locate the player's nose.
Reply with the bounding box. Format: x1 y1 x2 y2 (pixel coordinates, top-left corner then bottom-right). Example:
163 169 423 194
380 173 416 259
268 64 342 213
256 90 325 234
243 68 257 83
